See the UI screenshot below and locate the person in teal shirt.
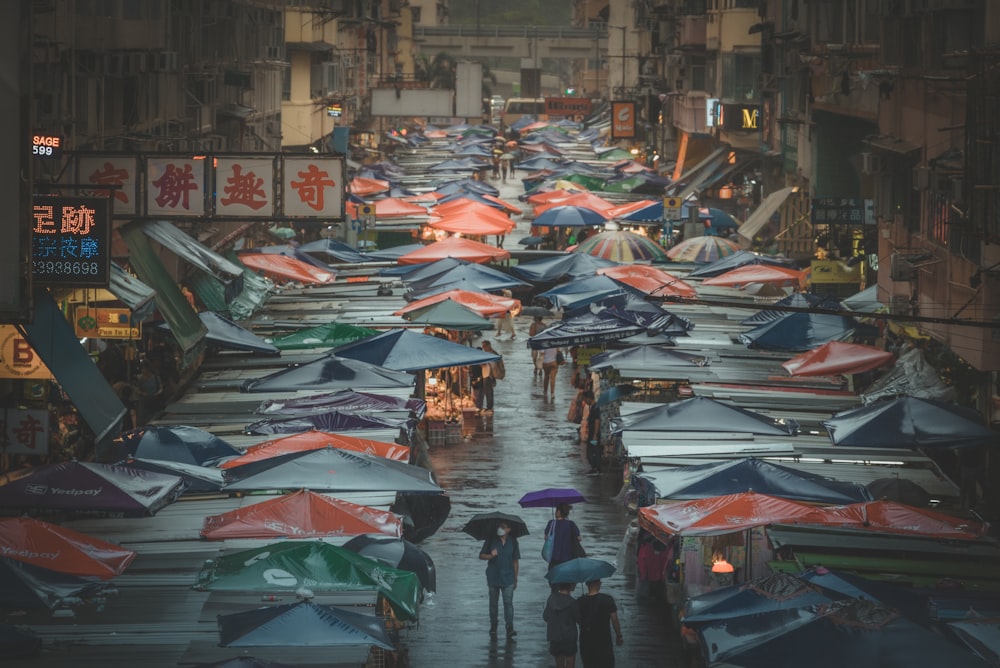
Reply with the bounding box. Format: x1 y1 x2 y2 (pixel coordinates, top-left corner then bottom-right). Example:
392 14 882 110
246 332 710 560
479 520 520 639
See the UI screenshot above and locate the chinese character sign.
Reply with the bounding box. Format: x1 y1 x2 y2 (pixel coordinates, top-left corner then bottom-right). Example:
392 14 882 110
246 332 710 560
283 157 344 218
215 157 275 217
77 156 138 215
31 195 110 288
4 408 50 456
146 158 206 216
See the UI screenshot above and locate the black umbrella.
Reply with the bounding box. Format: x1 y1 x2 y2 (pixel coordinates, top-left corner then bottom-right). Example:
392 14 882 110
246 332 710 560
866 477 931 507
462 511 529 540
342 534 437 592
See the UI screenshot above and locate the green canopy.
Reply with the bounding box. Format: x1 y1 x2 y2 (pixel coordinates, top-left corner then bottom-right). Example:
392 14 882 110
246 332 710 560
598 148 634 161
269 322 379 351
193 541 421 621
562 173 607 191
602 175 647 193
404 299 494 331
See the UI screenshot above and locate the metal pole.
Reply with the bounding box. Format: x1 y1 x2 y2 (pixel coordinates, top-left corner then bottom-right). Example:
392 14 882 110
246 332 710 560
621 26 626 98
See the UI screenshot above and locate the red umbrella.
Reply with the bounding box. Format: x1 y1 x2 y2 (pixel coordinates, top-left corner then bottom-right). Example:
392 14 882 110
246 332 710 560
396 236 511 265
701 264 807 289
782 341 895 377
200 489 402 540
219 431 410 468
596 264 697 298
0 517 136 579
394 289 520 318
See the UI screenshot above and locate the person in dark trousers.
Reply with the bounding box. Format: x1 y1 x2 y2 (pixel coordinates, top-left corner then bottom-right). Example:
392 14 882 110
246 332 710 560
480 520 520 640
544 580 579 668
577 579 623 668
582 391 601 474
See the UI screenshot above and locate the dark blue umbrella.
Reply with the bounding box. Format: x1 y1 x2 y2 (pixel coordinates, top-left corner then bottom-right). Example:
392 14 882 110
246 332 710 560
545 558 616 584
342 534 436 592
517 236 545 246
533 205 607 228
518 488 586 508
511 254 619 282
333 329 500 372
688 250 799 279
114 425 241 466
739 311 857 351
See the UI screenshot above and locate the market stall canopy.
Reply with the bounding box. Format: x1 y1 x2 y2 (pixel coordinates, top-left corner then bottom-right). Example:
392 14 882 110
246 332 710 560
364 243 425 261
860 347 957 405
119 457 226 494
396 236 510 266
237 252 336 285
256 391 425 421
267 322 378 351
739 311 857 352
406 263 528 298
160 311 280 355
840 284 883 314
741 293 841 326
682 571 844 626
394 289 520 318
241 354 414 393
141 219 245 291
220 431 409 468
402 299 494 331
782 341 895 377
0 461 184 517
0 516 137 579
701 264 807 289
510 253 620 283
251 244 333 270
333 328 500 372
217 600 395 650
632 458 870 505
533 205 608 228
245 410 412 437
820 500 986 539
575 230 670 263
537 274 641 310
195 540 421 621
821 396 998 450
222 446 442 495
596 264 697 298
737 186 798 243
348 176 390 196
686 249 799 279
527 309 647 350
665 235 740 264
606 199 659 220
372 197 428 218
342 534 436 593
614 396 799 436
106 262 156 321
200 490 402 540
113 425 242 467
297 238 371 264
588 345 710 373
426 213 514 236
637 492 838 538
0 558 116 610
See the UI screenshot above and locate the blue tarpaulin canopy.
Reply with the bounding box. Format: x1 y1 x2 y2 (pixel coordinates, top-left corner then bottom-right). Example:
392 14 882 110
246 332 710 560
739 311 857 351
537 275 639 310
740 293 842 326
333 329 499 372
160 312 279 355
527 310 645 350
688 250 800 279
245 411 412 436
614 396 799 436
510 253 620 283
588 346 710 372
218 601 395 650
406 263 529 298
822 396 999 450
242 354 415 393
297 238 371 264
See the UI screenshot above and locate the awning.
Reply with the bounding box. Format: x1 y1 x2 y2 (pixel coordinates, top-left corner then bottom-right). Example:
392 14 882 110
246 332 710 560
20 288 127 451
737 186 798 242
670 146 728 198
141 220 245 302
863 135 921 156
109 263 156 320
120 221 207 354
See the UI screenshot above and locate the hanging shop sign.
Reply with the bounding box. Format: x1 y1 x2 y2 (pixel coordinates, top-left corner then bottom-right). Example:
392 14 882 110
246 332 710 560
31 195 111 288
718 104 759 132
3 408 51 456
73 306 141 340
811 198 876 226
611 101 636 139
31 132 64 159
545 97 592 118
0 326 53 380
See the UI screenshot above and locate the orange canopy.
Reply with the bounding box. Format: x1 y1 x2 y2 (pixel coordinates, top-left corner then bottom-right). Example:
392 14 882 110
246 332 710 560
701 264 807 289
782 341 896 377
606 199 658 219
394 289 520 317
200 489 402 540
0 516 136 579
525 188 587 205
238 253 335 284
373 197 428 218
348 177 390 197
637 492 840 538
481 194 523 215
396 236 511 265
428 215 514 236
597 264 697 298
218 431 410 469
819 500 987 539
534 192 615 217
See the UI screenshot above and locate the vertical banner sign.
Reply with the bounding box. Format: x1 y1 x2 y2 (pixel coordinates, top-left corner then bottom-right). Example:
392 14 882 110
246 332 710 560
215 157 276 217
283 157 345 219
611 101 636 139
31 195 111 288
77 155 139 216
3 408 51 456
146 157 206 217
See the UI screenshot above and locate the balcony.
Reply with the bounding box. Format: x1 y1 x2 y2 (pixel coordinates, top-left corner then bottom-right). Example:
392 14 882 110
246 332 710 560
678 15 706 49
669 92 710 135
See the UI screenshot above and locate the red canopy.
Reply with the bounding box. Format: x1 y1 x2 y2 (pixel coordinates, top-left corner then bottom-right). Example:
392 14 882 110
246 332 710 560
428 200 516 235
637 492 839 538
218 431 410 469
819 500 987 539
373 197 428 219
596 264 697 298
525 188 586 205
481 194 523 215
200 489 402 540
348 177 390 197
701 264 807 289
782 341 895 377
396 236 511 265
394 289 520 318
0 516 136 579
534 192 615 217
238 253 335 284
606 199 658 219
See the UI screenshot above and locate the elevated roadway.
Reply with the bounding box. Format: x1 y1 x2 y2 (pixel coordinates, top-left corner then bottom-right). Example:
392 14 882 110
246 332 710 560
414 24 607 60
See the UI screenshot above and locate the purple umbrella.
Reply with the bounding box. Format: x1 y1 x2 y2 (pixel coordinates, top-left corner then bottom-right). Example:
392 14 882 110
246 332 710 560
518 488 587 508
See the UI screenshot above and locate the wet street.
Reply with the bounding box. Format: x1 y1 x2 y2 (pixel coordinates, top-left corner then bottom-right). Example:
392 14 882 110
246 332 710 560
399 315 684 666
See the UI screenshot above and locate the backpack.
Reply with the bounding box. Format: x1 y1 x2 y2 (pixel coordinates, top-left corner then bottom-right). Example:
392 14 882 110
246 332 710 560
493 358 506 380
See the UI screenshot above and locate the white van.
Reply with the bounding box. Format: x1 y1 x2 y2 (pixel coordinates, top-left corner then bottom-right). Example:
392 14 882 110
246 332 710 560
501 98 546 129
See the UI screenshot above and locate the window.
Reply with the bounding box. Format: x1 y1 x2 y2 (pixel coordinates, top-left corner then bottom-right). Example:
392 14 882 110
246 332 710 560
815 0 845 44
721 53 759 101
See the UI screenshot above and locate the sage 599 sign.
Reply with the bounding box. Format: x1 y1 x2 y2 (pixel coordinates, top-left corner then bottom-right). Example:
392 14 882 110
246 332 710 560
31 195 111 288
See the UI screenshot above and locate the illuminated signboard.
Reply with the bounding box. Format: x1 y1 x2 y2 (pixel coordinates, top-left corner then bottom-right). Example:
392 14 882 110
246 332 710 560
719 104 759 132
74 306 141 339
31 133 63 159
31 195 111 288
544 97 592 118
611 101 636 139
327 103 343 117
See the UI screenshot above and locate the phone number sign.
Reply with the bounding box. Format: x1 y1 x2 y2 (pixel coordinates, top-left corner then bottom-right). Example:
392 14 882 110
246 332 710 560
31 195 111 288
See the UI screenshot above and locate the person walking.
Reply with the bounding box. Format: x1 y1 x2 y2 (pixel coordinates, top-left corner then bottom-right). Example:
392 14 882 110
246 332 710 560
579 391 602 475
544 581 579 668
496 309 516 340
577 579 623 668
528 316 546 378
480 520 520 640
478 340 504 414
541 347 564 399
544 503 583 571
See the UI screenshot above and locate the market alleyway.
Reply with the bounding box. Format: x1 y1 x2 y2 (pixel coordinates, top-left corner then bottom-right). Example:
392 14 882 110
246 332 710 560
399 173 686 667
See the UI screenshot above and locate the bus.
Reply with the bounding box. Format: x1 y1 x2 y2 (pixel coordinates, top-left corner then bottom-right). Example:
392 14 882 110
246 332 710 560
501 98 546 130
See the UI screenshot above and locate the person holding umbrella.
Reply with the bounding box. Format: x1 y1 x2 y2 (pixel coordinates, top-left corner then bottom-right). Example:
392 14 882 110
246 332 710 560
479 520 520 640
